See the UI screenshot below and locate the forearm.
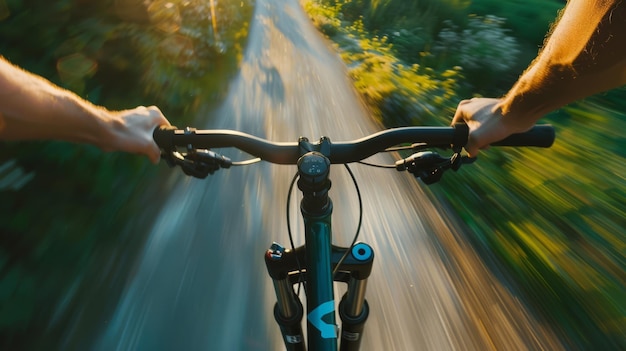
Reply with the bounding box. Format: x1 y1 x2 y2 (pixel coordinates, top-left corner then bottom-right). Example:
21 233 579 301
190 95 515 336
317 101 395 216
0 57 117 147
0 56 170 163
497 0 626 130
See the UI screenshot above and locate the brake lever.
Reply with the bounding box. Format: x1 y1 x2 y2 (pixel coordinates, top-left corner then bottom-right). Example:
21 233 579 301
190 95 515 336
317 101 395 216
395 151 475 184
450 152 476 171
191 148 232 169
395 151 447 184
161 147 232 179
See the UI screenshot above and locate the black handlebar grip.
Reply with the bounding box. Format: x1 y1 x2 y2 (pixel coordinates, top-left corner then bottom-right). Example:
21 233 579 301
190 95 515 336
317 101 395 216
153 125 178 150
452 123 469 148
491 124 555 148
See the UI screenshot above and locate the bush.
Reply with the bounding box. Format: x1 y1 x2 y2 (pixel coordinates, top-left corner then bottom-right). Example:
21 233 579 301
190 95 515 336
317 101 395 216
467 0 564 47
346 34 462 126
430 15 520 91
303 0 342 37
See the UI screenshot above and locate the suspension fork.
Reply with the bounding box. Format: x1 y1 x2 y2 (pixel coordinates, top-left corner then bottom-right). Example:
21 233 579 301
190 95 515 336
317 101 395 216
264 137 373 350
265 243 373 351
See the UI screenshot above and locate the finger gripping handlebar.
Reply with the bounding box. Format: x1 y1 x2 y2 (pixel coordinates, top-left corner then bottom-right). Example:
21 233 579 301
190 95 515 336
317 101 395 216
153 125 180 151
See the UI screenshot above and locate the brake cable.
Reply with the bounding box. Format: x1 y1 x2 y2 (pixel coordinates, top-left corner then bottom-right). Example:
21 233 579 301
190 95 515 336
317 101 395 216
285 163 364 296
286 171 306 295
356 144 476 184
332 164 363 276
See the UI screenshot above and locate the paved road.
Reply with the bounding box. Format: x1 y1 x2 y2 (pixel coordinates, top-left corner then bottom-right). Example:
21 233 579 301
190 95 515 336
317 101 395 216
93 0 564 350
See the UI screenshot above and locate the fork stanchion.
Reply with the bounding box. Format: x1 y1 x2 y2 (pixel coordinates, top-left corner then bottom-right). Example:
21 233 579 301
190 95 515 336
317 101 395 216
265 244 306 351
336 242 373 351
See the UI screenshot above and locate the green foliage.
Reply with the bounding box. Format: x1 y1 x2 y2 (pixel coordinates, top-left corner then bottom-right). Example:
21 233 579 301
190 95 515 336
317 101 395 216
334 0 469 61
428 14 521 91
321 0 527 92
302 3 463 125
0 0 254 112
334 19 462 126
338 0 369 22
0 0 254 348
348 49 461 126
363 0 468 33
304 0 625 348
433 15 520 71
434 98 626 348
463 0 565 81
302 0 342 37
467 0 564 47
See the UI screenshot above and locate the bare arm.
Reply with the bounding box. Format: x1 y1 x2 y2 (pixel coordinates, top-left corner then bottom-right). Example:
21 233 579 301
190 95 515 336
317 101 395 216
0 56 170 163
453 0 626 156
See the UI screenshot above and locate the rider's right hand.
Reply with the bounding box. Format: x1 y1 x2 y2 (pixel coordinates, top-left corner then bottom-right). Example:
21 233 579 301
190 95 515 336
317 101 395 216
451 98 533 157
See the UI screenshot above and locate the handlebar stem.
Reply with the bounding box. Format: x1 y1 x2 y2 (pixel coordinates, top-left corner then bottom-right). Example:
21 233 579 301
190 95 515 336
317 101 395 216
297 151 332 215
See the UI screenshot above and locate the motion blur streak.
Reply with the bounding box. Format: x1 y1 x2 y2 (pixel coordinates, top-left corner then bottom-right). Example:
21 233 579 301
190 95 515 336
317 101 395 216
94 0 564 350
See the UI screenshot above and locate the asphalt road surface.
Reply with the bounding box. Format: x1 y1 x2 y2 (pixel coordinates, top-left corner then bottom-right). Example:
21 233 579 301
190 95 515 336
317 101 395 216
93 0 565 350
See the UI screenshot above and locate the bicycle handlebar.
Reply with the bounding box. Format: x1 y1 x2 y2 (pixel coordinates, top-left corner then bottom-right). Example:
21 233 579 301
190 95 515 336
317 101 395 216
153 124 555 164
490 125 555 147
